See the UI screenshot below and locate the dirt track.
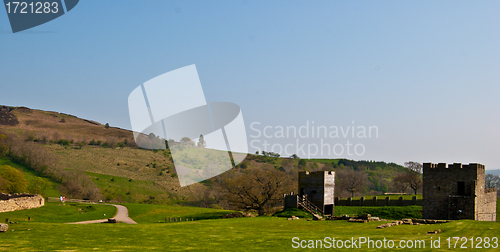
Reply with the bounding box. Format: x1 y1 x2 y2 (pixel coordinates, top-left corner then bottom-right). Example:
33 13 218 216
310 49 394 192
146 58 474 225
67 204 137 224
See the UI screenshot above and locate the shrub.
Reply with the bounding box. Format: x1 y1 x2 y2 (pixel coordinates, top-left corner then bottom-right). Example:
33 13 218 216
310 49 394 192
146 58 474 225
209 204 223 209
298 159 307 166
0 165 29 193
57 139 70 146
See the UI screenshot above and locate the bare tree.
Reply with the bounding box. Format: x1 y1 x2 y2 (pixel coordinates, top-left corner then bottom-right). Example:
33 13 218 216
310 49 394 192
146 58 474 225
338 169 366 197
485 174 500 189
393 173 410 193
217 165 292 216
393 161 422 195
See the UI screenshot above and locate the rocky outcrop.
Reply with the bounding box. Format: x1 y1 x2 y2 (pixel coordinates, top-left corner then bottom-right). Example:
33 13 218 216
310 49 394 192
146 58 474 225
0 193 44 213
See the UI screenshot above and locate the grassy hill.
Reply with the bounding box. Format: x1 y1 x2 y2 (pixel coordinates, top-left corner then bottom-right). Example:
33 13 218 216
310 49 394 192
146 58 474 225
1 105 409 206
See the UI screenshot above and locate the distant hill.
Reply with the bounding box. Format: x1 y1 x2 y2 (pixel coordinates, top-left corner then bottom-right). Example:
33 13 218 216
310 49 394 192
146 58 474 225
486 169 500 176
0 105 409 205
0 105 135 144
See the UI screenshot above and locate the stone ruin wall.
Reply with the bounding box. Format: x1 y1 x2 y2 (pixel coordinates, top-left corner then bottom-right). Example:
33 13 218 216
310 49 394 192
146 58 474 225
476 188 497 221
0 193 45 213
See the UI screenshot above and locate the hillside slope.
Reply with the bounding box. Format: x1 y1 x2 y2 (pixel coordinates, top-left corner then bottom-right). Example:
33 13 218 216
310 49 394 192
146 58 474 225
1 105 407 205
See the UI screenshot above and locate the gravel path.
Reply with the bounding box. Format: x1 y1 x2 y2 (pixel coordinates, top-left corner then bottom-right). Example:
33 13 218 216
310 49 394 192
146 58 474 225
67 204 137 224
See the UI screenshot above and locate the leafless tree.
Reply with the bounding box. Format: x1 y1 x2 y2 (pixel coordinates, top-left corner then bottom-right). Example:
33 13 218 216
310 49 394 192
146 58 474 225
485 174 500 189
393 173 410 193
393 161 422 195
337 169 366 197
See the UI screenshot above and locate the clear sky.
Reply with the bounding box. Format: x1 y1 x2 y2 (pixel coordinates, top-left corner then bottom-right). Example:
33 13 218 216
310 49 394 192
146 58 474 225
1 1 499 169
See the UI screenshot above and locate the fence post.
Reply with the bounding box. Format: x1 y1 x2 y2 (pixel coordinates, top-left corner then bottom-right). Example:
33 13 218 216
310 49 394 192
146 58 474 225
412 196 417 206
347 197 352 206
385 197 390 206
360 197 364 206
373 197 377 206
399 197 403 206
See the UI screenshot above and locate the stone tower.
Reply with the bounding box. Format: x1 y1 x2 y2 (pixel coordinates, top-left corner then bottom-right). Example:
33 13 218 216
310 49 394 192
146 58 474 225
298 171 335 215
423 163 497 221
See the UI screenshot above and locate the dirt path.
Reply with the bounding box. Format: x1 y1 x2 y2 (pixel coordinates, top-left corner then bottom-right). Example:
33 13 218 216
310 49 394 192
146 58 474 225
67 204 137 224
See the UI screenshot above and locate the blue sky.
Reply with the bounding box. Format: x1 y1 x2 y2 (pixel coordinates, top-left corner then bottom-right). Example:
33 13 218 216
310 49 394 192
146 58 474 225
1 1 499 168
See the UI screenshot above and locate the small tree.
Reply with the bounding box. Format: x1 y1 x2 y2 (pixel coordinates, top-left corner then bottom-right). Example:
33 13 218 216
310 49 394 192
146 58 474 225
105 123 110 129
76 142 86 149
198 134 206 147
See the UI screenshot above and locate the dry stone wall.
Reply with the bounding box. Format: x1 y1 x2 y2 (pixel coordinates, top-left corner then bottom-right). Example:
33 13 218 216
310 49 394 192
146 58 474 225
0 193 44 213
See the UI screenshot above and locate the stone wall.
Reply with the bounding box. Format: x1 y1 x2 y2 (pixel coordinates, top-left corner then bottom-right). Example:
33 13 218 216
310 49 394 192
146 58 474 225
0 193 44 213
422 163 497 221
476 189 497 221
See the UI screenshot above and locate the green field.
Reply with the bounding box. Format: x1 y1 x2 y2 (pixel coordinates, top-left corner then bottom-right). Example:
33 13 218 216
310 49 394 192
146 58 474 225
0 201 498 251
335 206 423 220
1 217 498 251
0 202 116 223
123 203 236 223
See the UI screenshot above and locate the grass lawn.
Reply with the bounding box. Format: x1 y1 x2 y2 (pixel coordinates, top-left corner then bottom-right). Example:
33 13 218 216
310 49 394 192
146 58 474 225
123 203 236 223
273 208 313 219
0 202 116 223
335 206 423 220
1 217 498 251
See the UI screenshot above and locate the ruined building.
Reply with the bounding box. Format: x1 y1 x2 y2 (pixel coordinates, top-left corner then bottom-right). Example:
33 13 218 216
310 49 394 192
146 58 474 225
284 171 335 216
423 163 497 221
